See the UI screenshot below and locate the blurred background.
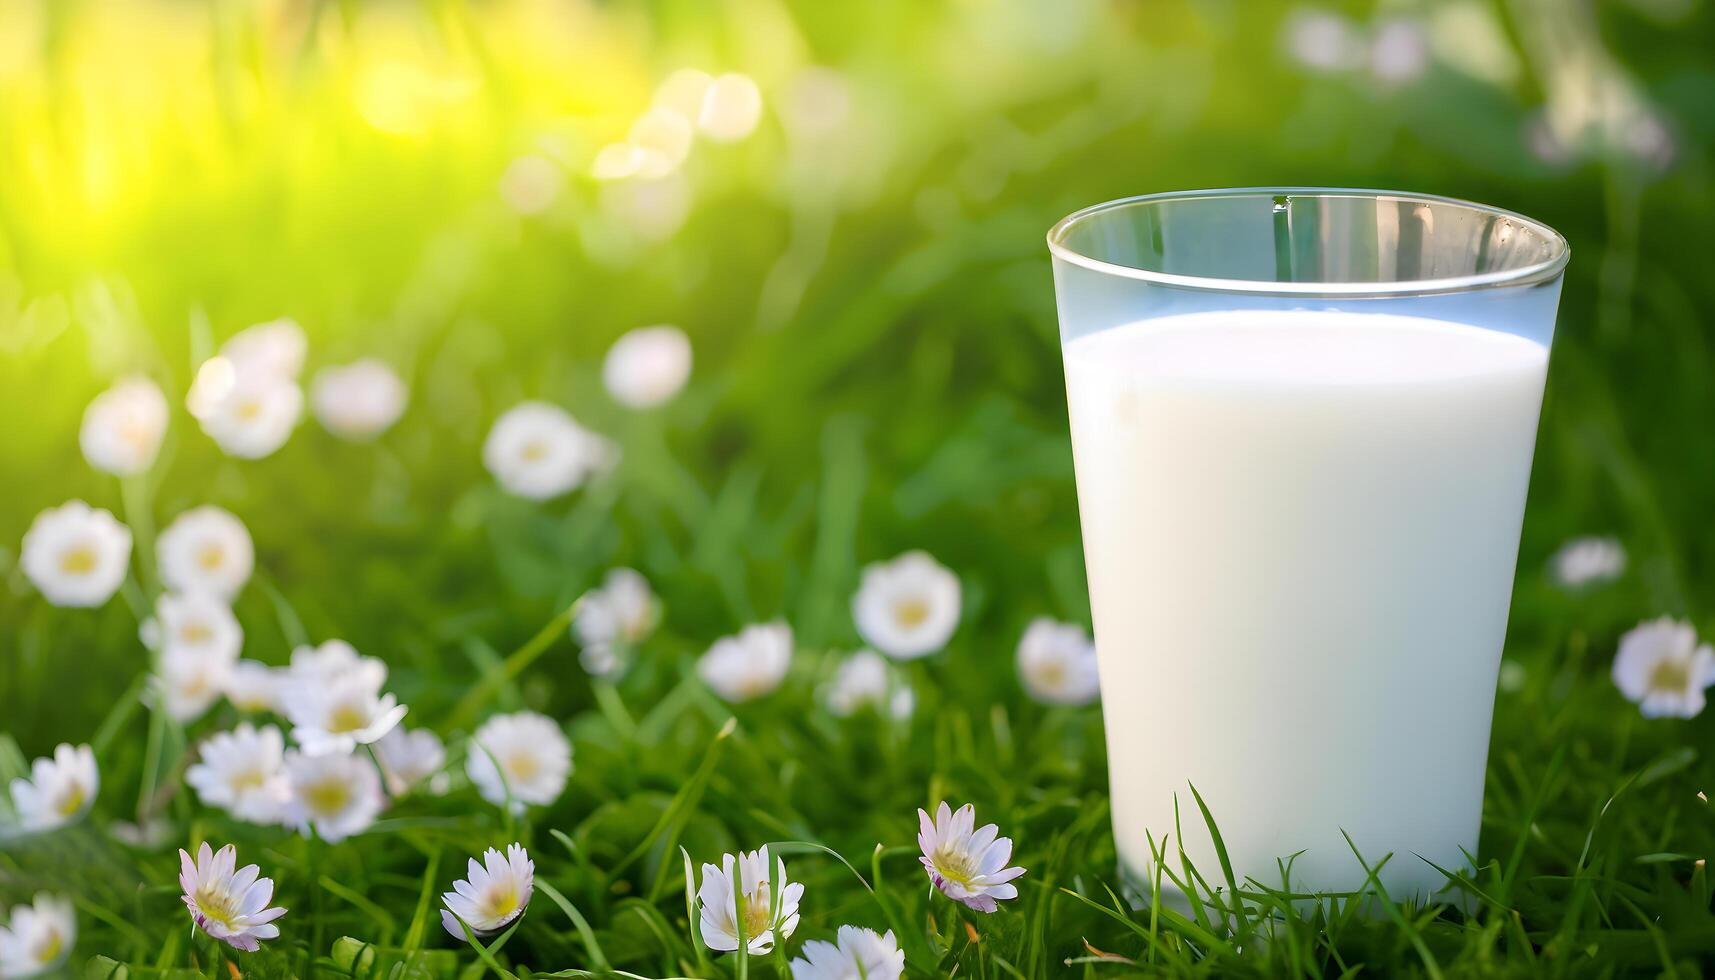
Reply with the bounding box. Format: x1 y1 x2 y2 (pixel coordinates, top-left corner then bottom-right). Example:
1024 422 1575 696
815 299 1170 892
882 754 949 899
0 0 1713 964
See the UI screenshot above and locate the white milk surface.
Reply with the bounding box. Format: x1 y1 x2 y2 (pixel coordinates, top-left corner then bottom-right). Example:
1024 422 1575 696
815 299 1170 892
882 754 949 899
1062 309 1548 901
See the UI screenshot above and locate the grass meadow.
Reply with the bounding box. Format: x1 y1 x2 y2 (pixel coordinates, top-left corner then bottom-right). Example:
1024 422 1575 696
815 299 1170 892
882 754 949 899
2 0 1715 976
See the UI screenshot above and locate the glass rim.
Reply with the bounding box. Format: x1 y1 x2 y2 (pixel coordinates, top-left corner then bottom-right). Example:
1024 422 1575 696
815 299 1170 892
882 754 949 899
1046 187 1571 298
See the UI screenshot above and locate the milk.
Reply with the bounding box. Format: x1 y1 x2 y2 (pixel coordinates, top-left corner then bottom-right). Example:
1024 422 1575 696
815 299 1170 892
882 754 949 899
1062 309 1548 903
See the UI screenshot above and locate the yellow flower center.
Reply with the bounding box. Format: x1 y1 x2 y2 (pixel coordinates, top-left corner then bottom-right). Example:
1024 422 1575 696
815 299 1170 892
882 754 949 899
740 886 773 938
327 703 370 734
893 598 930 629
483 884 521 919
506 751 541 782
1649 659 1690 694
59 545 99 575
519 440 549 462
235 399 264 420
303 778 351 815
1031 661 1067 690
932 845 979 886
197 543 226 571
181 622 215 645
194 886 241 929
230 768 266 791
33 926 64 965
55 784 87 817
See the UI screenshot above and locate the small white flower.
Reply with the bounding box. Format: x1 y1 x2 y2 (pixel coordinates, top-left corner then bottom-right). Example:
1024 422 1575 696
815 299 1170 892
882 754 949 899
498 154 564 215
141 592 243 664
185 724 291 824
1551 536 1627 589
825 650 913 719
699 622 793 702
1368 17 1430 85
221 318 308 380
603 325 692 409
1016 618 1100 706
80 376 168 476
697 73 764 142
439 843 534 940
696 846 803 954
574 567 660 678
311 359 408 441
156 506 254 601
282 670 407 756
282 749 385 843
1282 7 1364 73
8 744 97 832
852 552 961 660
0 893 76 977
199 373 304 459
373 727 446 796
917 802 1026 913
1612 617 1715 719
156 643 237 723
482 401 615 501
19 501 132 608
285 638 387 692
467 711 572 811
178 842 287 952
1497 659 1527 694
789 925 904 980
627 108 694 178
225 660 284 713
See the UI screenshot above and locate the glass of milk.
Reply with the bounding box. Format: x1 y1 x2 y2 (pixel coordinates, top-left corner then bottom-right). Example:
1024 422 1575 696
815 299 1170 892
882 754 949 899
1047 188 1569 906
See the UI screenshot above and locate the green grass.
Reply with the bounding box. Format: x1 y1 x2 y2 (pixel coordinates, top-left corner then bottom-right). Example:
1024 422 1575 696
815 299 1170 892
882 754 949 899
4 0 1715 976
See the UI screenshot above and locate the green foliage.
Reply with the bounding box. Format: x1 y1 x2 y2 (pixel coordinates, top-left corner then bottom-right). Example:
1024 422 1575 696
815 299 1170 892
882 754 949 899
3 0 1715 977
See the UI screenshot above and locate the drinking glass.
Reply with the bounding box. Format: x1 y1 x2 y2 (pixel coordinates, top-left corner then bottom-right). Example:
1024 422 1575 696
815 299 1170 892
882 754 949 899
1047 188 1569 903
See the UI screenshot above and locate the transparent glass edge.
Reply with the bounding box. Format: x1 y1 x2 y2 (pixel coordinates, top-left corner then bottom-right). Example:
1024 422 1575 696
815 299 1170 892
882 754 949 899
1045 187 1572 297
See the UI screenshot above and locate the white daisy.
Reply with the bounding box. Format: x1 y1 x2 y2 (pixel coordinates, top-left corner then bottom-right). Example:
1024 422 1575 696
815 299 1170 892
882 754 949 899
224 660 285 713
1016 618 1100 706
574 567 660 677
627 108 694 178
466 711 572 812
1281 7 1364 73
852 551 961 660
373 727 446 796
439 843 535 940
1612 617 1715 719
19 501 132 608
825 650 914 719
482 401 615 501
185 724 291 824
220 318 308 380
285 638 387 692
696 846 803 954
699 622 793 703
8 744 97 832
0 893 76 977
178 842 288 952
156 506 254 601
603 326 693 409
282 670 407 756
141 591 243 664
310 359 408 441
198 373 303 459
917 802 1026 913
155 643 237 723
281 749 385 843
1551 536 1627 589
696 73 764 142
1368 16 1429 85
80 376 168 476
498 153 564 215
789 925 904 980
